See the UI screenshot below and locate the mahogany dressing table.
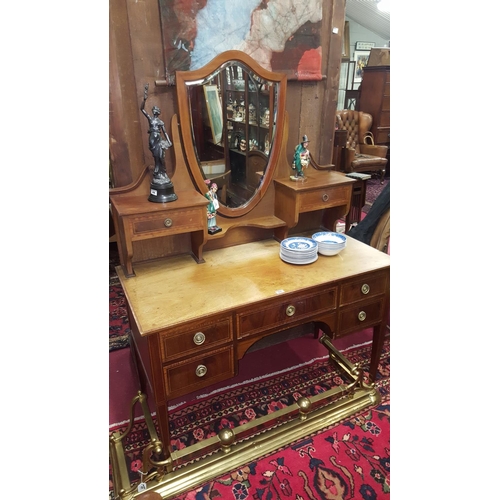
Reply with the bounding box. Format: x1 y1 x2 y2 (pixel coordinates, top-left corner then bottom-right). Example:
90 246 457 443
109 51 390 500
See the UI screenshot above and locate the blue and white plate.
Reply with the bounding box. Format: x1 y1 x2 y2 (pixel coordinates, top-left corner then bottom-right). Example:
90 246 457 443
281 237 317 251
280 251 319 265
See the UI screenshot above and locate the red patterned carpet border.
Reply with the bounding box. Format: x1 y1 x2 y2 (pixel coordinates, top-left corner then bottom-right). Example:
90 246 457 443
109 338 390 498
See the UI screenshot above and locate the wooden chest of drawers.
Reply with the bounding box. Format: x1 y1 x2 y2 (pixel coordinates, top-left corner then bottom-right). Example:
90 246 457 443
110 189 209 277
357 66 390 146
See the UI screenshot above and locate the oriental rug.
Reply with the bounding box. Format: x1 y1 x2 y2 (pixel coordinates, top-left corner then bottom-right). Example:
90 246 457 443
109 338 390 498
363 176 389 214
109 245 130 352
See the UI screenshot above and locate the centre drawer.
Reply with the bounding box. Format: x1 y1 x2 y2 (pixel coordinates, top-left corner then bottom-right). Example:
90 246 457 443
237 288 336 338
130 207 205 238
298 186 351 213
163 346 234 398
159 316 232 362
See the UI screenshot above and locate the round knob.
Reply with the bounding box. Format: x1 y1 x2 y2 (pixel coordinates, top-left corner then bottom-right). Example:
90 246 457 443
361 284 370 295
286 305 296 317
195 365 207 377
358 311 367 321
193 332 206 345
322 193 329 202
164 218 173 227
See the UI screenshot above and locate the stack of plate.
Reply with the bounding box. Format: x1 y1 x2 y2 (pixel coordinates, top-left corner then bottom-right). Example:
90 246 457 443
311 232 346 256
279 237 318 265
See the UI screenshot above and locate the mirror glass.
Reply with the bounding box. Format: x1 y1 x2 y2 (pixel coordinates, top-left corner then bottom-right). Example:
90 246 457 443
185 61 279 209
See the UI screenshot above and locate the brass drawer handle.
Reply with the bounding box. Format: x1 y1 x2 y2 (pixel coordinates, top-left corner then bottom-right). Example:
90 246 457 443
164 218 173 227
193 332 206 345
286 305 296 317
361 284 370 295
322 193 329 202
358 311 367 321
196 365 207 377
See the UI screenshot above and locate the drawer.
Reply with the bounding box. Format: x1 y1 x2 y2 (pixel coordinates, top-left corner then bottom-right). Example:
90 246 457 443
164 346 234 398
337 299 385 336
160 317 233 362
130 207 205 238
237 288 336 338
298 185 351 213
339 272 388 306
383 82 390 96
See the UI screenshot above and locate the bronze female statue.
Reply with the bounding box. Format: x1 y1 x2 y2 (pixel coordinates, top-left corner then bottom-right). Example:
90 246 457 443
141 84 173 183
140 84 177 203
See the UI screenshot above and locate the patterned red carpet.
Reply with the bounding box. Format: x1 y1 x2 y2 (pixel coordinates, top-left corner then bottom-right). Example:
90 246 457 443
109 338 390 499
109 247 130 352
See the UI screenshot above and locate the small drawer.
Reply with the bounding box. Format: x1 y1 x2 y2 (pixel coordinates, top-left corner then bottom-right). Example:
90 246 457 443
237 288 336 338
337 299 384 336
298 186 351 213
159 317 232 362
339 273 388 306
130 207 205 237
164 347 234 398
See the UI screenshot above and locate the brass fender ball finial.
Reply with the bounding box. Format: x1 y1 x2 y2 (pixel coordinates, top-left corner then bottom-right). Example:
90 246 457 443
296 396 312 420
218 428 235 451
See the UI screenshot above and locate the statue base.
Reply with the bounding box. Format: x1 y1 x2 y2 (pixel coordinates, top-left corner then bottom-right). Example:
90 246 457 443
148 180 178 203
208 226 222 235
290 174 306 182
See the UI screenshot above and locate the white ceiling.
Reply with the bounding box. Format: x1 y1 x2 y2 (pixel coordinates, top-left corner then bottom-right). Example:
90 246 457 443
345 0 390 41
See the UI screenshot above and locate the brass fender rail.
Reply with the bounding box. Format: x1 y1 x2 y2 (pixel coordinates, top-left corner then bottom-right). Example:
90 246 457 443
110 335 380 499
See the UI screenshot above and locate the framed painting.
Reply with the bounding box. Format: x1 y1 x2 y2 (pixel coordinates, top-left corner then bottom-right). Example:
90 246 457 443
203 85 223 145
158 0 324 82
353 50 370 83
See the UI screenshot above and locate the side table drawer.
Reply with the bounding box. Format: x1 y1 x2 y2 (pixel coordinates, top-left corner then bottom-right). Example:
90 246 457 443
163 346 234 398
160 317 232 362
298 186 351 213
237 288 336 338
337 299 384 337
339 272 388 306
130 207 205 238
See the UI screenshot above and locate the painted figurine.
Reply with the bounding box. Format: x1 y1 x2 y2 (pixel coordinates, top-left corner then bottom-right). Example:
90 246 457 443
205 180 222 234
291 135 311 180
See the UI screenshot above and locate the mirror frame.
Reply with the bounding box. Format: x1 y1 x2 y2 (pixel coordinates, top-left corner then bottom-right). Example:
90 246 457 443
176 50 287 218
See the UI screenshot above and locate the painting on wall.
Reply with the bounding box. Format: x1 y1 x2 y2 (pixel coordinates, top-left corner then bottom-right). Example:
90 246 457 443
203 85 223 145
353 50 370 83
159 0 323 83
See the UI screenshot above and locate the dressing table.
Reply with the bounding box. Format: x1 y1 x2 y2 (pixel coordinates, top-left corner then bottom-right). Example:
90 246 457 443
109 51 390 500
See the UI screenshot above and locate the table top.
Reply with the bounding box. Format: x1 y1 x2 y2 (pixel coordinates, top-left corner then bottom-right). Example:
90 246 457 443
110 189 208 216
274 170 355 191
116 235 390 336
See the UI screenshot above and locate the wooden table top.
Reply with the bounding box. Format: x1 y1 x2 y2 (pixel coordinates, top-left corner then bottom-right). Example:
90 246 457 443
274 170 355 191
116 235 390 336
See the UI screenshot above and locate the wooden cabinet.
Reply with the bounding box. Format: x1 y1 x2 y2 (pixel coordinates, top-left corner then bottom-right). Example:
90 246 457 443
273 170 355 240
357 66 390 146
110 186 208 278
